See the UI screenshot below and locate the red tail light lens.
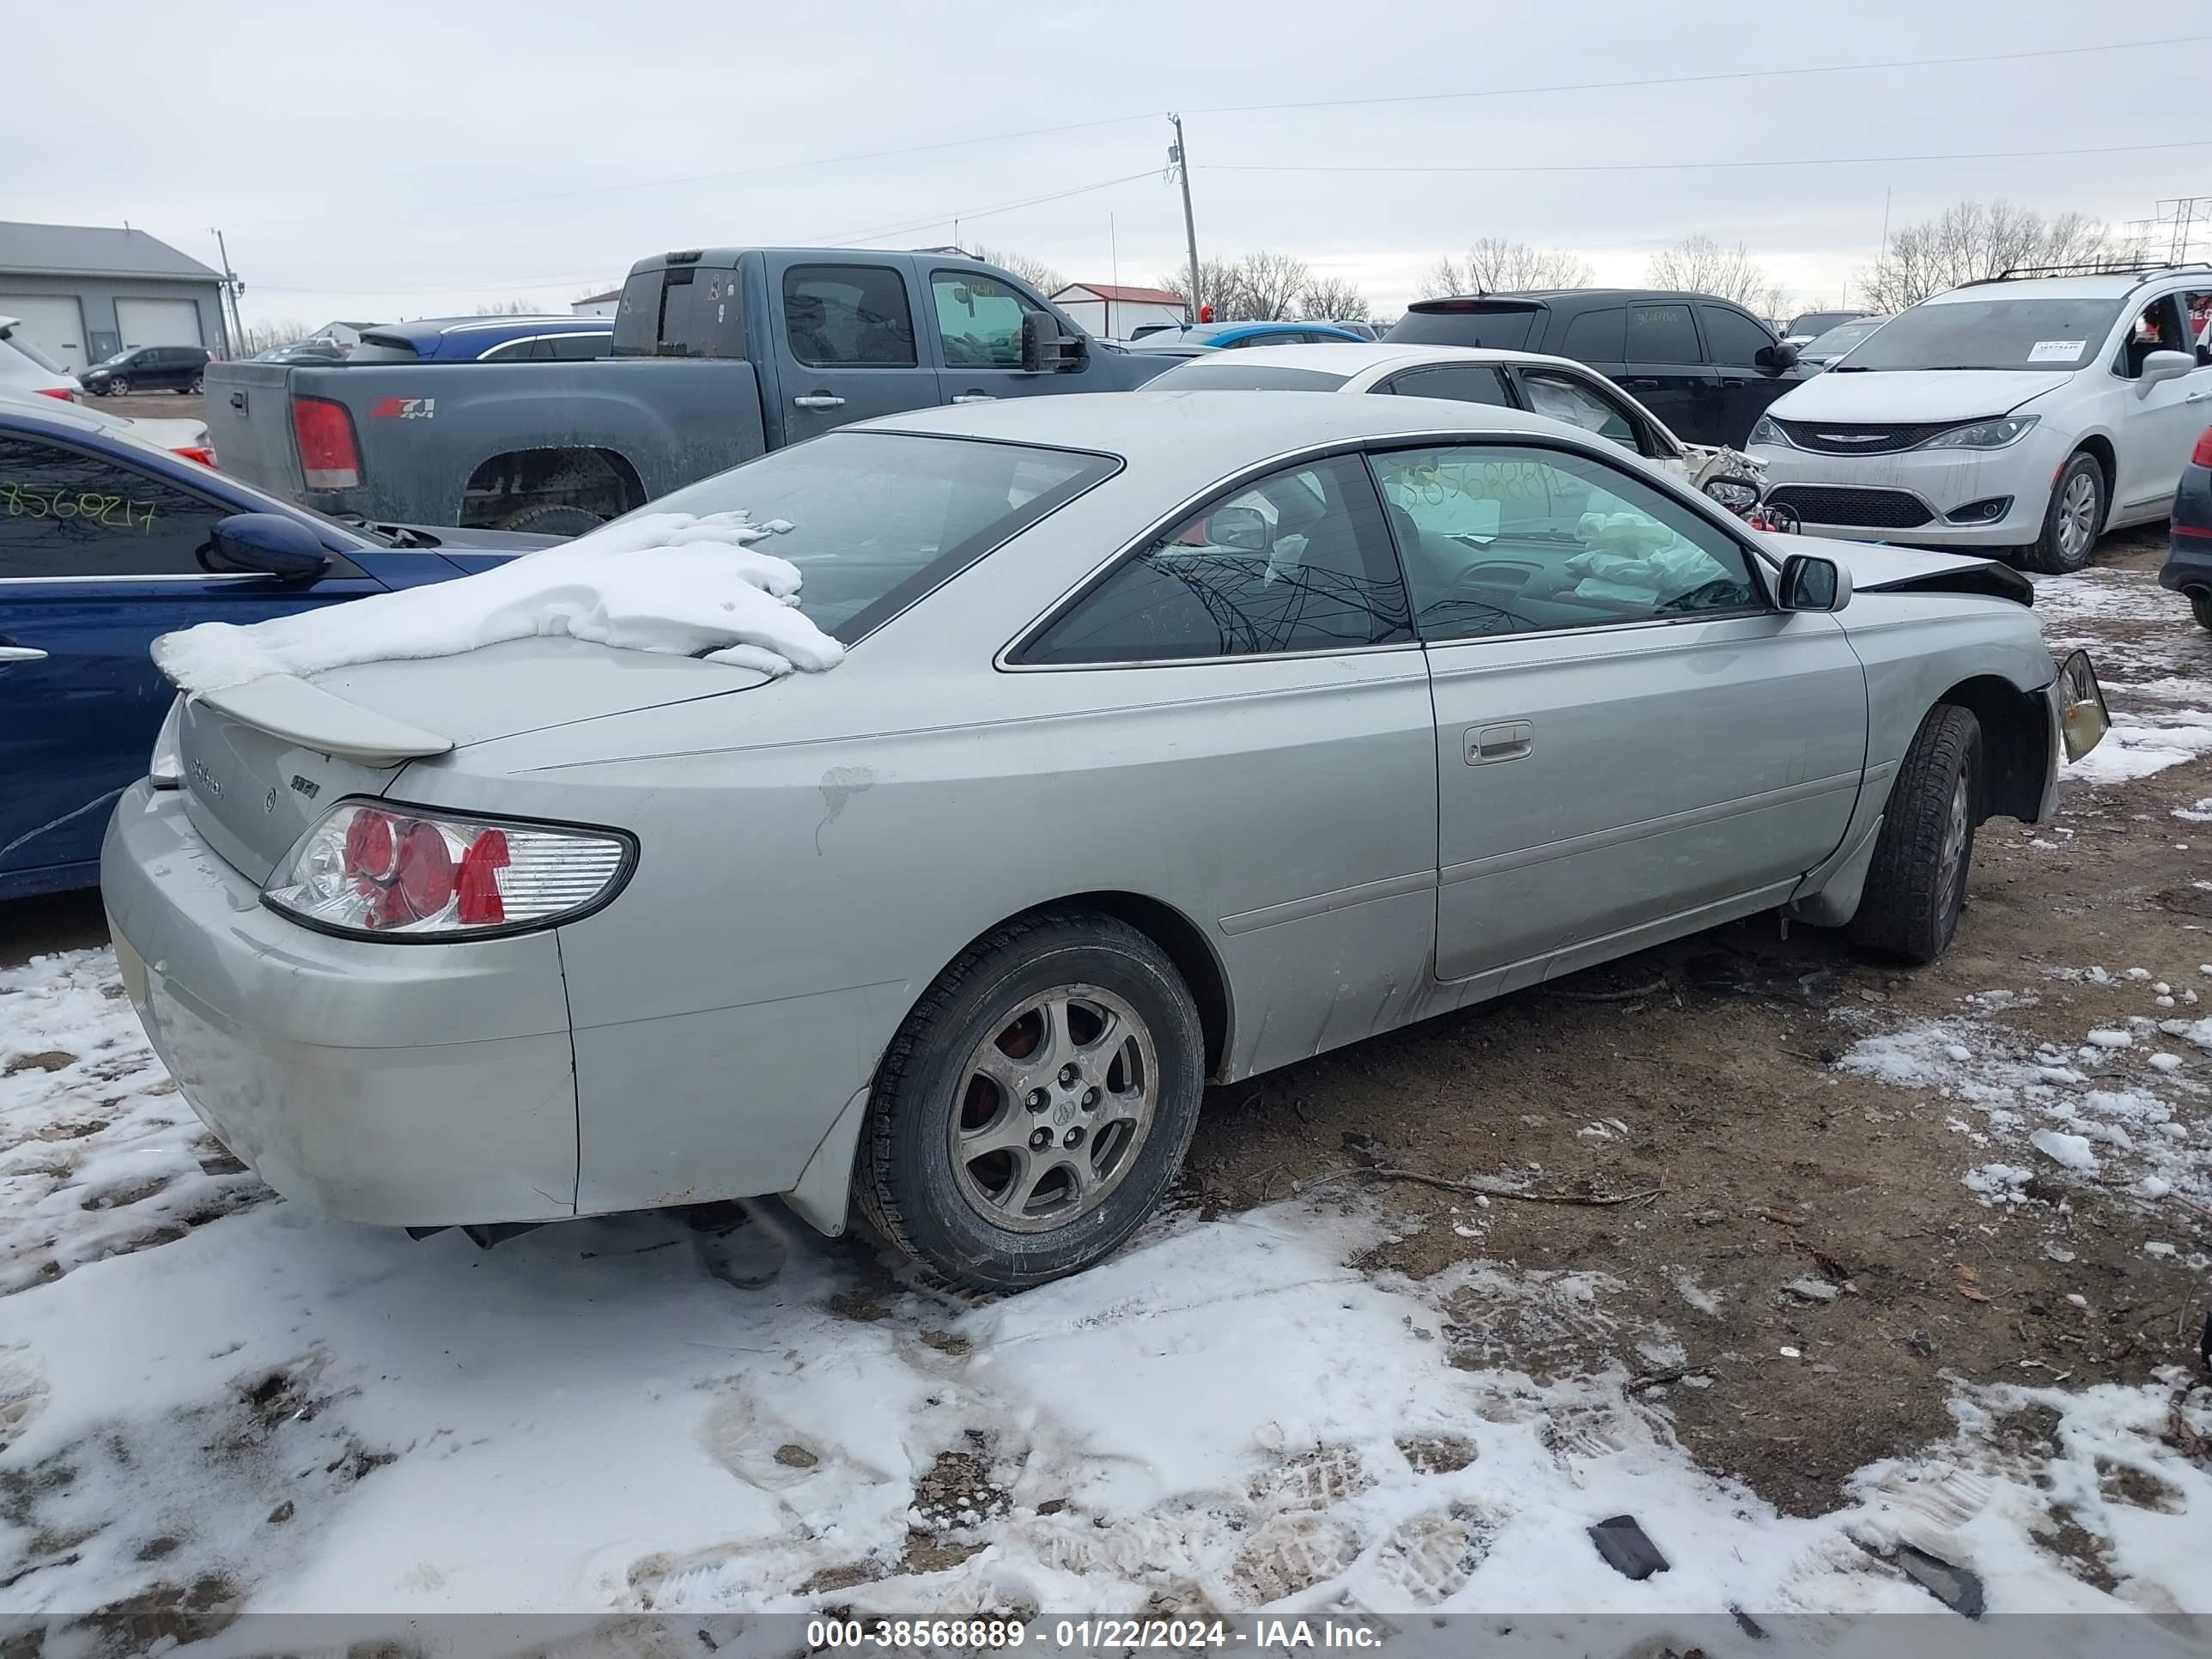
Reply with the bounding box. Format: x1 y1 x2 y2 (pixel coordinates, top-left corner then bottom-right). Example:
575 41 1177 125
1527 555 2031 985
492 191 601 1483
292 394 362 490
2193 425 2212 469
266 801 629 939
173 444 216 467
37 386 78 402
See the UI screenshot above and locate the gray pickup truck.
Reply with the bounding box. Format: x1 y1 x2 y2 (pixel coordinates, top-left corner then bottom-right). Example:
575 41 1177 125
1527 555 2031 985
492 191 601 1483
205 249 1176 532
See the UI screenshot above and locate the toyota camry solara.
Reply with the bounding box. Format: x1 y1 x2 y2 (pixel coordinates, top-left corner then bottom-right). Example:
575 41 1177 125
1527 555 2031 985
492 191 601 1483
101 392 2109 1290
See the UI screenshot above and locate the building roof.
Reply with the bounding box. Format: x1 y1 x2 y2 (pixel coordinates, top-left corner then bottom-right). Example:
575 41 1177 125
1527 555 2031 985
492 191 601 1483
0 222 221 283
1054 283 1183 306
574 289 622 305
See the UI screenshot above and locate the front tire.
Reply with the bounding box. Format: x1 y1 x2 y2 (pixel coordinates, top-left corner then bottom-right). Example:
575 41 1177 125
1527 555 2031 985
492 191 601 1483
184 375 202 395
2021 452 2105 574
1848 704 1982 963
106 377 130 398
854 911 1205 1291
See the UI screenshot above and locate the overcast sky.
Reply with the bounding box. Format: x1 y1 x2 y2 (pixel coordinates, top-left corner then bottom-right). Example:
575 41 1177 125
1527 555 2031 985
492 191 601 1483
9 0 2205 329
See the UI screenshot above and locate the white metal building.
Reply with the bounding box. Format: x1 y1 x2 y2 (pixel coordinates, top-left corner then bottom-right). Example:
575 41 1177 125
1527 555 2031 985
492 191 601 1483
1050 283 1187 340
572 289 621 319
0 222 229 373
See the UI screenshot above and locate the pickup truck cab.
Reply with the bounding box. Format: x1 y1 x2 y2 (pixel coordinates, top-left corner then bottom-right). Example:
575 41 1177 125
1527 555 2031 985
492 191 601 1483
205 249 1170 534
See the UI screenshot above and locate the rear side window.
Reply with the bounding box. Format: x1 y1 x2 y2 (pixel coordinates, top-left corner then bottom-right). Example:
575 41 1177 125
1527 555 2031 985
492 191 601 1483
784 265 917 368
478 336 554 362
1699 306 1775 368
1382 364 1514 407
0 435 236 579
1020 455 1410 664
1389 304 1540 352
551 331 611 361
1628 304 1701 362
1557 307 1625 361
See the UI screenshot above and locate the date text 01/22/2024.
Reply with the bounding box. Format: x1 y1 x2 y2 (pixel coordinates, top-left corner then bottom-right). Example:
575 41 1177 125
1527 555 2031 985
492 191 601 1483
805 1619 1387 1650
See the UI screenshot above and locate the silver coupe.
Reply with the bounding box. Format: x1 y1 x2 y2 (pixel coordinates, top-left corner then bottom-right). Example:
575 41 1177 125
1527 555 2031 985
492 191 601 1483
101 392 2108 1289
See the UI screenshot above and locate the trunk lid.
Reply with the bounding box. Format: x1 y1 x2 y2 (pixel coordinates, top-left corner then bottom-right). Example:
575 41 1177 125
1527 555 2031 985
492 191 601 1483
202 361 307 502
173 636 770 879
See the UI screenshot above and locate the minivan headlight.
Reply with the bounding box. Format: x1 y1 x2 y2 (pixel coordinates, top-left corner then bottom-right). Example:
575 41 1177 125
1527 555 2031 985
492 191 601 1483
264 799 634 940
1747 415 1788 448
1924 416 2038 450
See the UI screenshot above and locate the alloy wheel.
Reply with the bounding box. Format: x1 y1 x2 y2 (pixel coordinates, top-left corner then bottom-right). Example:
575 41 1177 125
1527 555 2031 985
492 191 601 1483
2057 471 2099 561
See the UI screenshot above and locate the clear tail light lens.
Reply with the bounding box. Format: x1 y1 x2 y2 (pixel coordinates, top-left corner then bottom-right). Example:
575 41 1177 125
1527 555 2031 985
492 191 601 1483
149 696 185 789
264 800 632 939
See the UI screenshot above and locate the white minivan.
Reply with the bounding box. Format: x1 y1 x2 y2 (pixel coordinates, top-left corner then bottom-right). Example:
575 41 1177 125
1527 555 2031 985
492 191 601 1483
1747 266 2212 571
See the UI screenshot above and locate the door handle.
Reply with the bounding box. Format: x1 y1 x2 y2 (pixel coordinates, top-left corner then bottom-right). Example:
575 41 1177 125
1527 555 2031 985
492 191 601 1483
1465 720 1533 764
793 394 846 410
0 647 50 663
951 393 997 404
2187 390 2211 404
229 391 246 410
1621 377 1662 389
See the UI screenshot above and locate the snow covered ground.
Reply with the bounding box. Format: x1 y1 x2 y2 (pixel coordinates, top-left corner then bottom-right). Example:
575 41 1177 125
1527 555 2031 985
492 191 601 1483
3 945 2209 1644
2034 568 2212 787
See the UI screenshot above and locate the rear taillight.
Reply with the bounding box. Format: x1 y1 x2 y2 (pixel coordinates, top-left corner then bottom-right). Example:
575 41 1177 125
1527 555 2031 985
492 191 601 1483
292 394 362 490
173 445 216 467
2194 425 2212 469
37 386 77 402
264 800 631 939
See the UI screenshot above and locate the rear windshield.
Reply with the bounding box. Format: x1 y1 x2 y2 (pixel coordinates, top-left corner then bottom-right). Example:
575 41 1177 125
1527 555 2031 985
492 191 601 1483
604 432 1120 641
1841 297 2123 371
1787 312 1861 337
1386 304 1540 352
349 335 423 363
609 264 747 359
1143 362 1353 392
2 331 70 375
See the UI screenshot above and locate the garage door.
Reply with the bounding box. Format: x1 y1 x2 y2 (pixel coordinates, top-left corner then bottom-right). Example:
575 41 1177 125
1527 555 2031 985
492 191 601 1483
114 297 204 350
0 295 89 374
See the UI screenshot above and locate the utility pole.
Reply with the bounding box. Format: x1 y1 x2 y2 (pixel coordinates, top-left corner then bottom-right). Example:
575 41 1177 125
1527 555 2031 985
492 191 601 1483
1169 113 1201 322
211 228 246 357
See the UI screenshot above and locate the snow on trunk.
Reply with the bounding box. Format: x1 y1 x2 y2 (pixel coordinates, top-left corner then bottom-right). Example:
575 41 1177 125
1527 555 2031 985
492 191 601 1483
153 512 842 693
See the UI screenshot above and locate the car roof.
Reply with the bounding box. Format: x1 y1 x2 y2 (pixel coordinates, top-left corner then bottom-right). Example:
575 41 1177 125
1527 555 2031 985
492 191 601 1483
1412 288 1723 307
867 387 1606 460
363 315 611 348
1137 320 1359 343
1151 341 1598 376
1925 274 2175 302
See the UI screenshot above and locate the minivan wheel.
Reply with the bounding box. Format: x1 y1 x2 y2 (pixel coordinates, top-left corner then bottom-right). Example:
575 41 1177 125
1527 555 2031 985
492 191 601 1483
184 376 202 395
2021 452 2104 574
854 910 1205 1291
106 377 130 398
1847 703 1982 964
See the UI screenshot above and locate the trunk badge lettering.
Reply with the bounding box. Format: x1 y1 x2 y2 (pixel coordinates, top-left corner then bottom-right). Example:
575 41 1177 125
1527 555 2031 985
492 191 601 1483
290 775 320 799
191 761 222 799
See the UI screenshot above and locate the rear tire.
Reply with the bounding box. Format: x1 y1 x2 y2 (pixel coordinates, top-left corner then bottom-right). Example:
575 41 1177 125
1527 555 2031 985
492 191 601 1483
2020 452 2104 574
2191 589 2212 632
854 910 1205 1291
494 502 608 537
183 376 202 395
1848 704 1982 964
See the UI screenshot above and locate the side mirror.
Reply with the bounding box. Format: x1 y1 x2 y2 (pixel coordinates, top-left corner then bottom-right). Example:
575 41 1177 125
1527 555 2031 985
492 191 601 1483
1778 551 1850 612
1206 505 1273 552
2138 349 2195 391
208 513 331 581
1754 342 1799 373
1021 310 1086 374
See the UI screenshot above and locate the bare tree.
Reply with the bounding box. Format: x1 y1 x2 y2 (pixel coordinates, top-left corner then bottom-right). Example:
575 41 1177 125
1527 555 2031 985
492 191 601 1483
1158 260 1239 319
471 299 544 315
1856 200 2115 310
1419 239 1594 297
970 243 1066 295
235 319 319 355
1297 275 1370 322
1159 252 1313 320
1645 236 1784 315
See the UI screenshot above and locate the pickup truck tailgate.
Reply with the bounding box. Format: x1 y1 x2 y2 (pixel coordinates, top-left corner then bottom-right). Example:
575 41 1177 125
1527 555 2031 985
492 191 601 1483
204 362 305 502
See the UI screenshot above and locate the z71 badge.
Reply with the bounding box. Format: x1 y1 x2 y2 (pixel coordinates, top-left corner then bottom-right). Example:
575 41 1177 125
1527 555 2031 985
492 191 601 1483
367 396 435 420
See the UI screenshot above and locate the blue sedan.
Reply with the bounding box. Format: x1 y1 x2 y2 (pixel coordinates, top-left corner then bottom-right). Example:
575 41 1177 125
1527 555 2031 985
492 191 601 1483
1123 320 1369 357
2160 422 2212 633
0 404 550 899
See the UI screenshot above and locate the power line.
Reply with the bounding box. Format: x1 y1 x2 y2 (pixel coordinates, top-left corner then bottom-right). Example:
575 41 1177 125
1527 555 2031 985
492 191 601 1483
810 170 1161 248
1182 33 2211 117
1205 137 2212 177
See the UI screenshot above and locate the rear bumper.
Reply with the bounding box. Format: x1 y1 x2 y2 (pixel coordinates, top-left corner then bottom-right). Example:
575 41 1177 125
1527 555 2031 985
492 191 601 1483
2159 534 2212 593
100 781 579 1225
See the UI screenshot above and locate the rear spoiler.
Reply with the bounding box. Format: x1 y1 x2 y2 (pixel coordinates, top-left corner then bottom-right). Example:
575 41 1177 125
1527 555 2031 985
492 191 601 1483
192 675 453 766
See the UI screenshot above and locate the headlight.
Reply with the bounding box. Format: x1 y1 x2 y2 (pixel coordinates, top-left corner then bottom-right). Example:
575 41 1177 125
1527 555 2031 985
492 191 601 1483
149 697 184 789
1747 416 1787 448
263 799 634 941
1924 416 2038 450
1703 478 1759 509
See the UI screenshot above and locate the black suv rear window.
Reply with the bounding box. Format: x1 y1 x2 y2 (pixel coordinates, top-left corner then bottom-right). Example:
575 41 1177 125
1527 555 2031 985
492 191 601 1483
1387 302 1540 352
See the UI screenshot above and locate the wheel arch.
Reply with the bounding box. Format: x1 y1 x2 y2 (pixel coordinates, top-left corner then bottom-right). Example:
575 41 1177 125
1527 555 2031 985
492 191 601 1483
456 445 647 528
2069 432 2116 502
1934 673 2047 823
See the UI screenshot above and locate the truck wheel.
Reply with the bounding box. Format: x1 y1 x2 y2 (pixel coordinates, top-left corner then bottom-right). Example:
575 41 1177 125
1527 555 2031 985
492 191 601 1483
1848 704 1982 964
495 502 608 536
854 910 1205 1291
2191 590 2212 632
2020 453 2104 574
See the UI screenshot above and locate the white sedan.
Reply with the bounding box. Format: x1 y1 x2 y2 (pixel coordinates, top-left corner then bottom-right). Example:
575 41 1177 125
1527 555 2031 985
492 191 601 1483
1139 341 1762 504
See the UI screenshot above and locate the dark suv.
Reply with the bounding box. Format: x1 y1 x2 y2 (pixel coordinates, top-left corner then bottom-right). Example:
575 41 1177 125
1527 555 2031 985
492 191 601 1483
1386 289 1811 447
80 344 213 398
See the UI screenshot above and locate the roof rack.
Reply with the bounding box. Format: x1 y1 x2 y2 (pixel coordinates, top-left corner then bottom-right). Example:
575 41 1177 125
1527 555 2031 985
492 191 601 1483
1960 259 2212 288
